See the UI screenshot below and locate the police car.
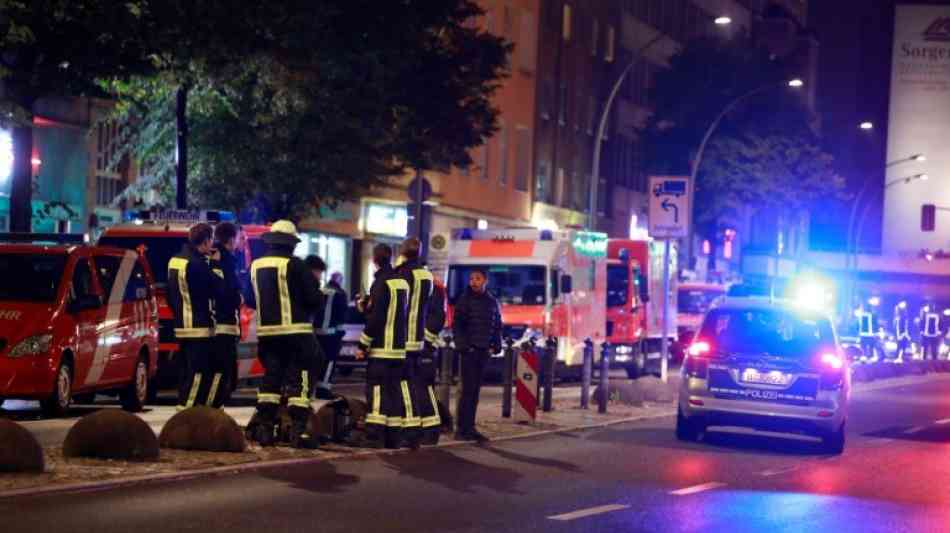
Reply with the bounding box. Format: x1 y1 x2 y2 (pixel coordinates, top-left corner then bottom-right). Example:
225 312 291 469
98 210 271 396
0 233 159 416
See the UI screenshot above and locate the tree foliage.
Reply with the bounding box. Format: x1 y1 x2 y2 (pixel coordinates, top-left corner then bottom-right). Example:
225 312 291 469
111 1 509 221
643 35 844 244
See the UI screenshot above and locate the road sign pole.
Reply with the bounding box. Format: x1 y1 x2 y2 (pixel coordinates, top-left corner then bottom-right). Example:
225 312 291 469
661 239 671 383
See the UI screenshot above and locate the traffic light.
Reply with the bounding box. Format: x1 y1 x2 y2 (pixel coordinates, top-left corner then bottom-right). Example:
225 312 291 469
922 204 936 232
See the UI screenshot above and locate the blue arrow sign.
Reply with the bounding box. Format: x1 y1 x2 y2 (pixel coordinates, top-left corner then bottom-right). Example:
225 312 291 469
661 197 679 223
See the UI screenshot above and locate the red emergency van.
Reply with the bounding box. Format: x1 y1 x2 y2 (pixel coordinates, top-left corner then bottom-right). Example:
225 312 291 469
0 234 159 416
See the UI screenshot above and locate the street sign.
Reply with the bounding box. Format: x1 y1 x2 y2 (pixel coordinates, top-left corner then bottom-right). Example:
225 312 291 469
515 348 540 423
648 176 690 239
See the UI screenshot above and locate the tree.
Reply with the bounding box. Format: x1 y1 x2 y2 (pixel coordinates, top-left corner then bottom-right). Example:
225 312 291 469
0 0 161 231
643 35 843 269
111 1 509 221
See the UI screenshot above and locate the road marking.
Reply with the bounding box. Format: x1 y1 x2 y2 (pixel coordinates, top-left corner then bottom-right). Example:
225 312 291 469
547 504 630 521
904 426 927 435
670 482 726 496
760 466 799 477
935 418 950 425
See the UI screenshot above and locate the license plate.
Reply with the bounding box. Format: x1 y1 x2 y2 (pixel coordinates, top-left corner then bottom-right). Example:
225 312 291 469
740 368 791 386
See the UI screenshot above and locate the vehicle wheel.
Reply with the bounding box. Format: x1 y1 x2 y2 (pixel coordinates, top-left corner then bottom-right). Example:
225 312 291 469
41 361 73 417
675 407 703 442
822 422 846 455
120 356 149 412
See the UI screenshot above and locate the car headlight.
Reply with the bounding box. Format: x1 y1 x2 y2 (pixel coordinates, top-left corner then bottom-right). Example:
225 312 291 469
8 334 53 358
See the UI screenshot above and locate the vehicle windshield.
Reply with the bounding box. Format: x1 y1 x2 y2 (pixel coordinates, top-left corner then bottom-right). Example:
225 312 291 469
447 264 547 305
0 254 67 302
98 236 183 286
607 265 629 308
698 308 834 358
678 287 725 314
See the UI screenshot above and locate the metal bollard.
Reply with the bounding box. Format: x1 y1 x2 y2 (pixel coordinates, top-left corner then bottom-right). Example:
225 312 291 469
543 337 557 412
581 338 593 409
502 337 514 418
599 342 610 414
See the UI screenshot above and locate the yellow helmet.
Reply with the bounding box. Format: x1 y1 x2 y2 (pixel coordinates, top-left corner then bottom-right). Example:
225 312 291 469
262 219 300 245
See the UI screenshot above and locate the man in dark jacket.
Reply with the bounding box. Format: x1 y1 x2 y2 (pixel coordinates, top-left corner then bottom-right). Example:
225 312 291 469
349 244 411 449
451 268 502 442
168 223 220 410
209 222 242 407
248 220 323 448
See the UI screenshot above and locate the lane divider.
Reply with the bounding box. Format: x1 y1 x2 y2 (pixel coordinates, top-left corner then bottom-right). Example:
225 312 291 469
547 504 631 521
669 482 726 496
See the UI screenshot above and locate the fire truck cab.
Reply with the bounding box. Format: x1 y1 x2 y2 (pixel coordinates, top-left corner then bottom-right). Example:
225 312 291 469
446 228 607 376
607 239 679 378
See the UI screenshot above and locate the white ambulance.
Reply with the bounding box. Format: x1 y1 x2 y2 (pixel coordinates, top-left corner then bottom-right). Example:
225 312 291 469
446 228 608 375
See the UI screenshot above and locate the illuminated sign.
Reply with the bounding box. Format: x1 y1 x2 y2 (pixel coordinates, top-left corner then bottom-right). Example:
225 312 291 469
0 129 12 182
364 202 408 237
572 231 607 258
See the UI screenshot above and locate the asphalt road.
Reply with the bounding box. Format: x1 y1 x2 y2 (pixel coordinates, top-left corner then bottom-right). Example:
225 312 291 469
6 376 950 532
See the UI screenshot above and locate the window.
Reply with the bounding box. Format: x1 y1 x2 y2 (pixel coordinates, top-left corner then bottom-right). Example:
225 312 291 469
607 265 629 308
124 260 151 302
96 120 125 206
71 258 96 301
698 309 835 359
556 167 566 206
535 160 551 203
590 18 599 56
498 120 509 186
519 10 536 72
97 175 125 206
562 4 572 41
541 78 554 120
447 264 547 305
94 254 121 298
605 25 616 62
514 127 530 192
0 254 67 302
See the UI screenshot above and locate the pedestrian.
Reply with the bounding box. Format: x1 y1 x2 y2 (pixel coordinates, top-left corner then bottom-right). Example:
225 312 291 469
893 301 912 362
395 238 440 447
307 259 348 400
347 244 411 449
452 268 502 442
209 222 242 407
921 304 943 360
247 220 324 448
167 223 220 410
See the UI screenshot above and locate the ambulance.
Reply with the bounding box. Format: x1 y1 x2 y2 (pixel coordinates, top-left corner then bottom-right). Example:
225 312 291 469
0 234 159 417
446 228 607 376
607 239 678 377
98 210 271 397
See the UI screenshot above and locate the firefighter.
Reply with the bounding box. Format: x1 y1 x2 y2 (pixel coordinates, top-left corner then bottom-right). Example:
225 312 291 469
348 243 411 449
248 220 324 448
307 258 348 400
395 238 439 447
893 301 912 362
209 222 242 407
167 223 220 410
421 276 448 444
921 304 943 360
856 302 881 361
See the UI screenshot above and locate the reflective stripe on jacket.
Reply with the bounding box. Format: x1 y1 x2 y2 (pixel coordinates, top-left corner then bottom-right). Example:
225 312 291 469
358 265 410 359
251 248 323 337
167 245 216 339
397 260 434 352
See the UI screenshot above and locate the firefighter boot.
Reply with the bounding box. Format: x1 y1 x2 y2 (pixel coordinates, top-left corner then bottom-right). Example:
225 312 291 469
250 404 278 447
288 406 319 450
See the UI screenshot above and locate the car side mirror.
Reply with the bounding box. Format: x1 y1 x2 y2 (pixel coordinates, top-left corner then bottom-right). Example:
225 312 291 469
68 295 101 313
560 275 573 295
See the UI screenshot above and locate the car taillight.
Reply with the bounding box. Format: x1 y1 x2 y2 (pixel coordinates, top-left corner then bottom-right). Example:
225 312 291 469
819 352 845 390
684 341 711 378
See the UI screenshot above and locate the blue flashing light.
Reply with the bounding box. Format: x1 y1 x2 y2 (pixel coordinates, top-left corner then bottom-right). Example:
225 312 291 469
540 229 554 241
453 228 474 240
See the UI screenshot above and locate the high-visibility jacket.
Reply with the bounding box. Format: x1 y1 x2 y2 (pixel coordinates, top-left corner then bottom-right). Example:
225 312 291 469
857 311 875 337
358 265 410 359
313 280 348 336
167 245 217 339
250 248 323 337
894 315 910 340
923 312 941 338
396 259 434 352
211 248 242 337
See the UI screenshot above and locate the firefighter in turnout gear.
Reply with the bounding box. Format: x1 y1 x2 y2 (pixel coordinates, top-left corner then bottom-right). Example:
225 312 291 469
921 305 943 360
168 224 221 410
307 257 348 400
856 303 882 361
395 238 441 447
209 222 242 407
348 244 411 449
893 301 912 362
248 220 324 448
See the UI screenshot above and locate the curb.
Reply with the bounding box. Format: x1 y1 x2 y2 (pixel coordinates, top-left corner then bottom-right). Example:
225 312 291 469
4 372 949 500
0 409 676 500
